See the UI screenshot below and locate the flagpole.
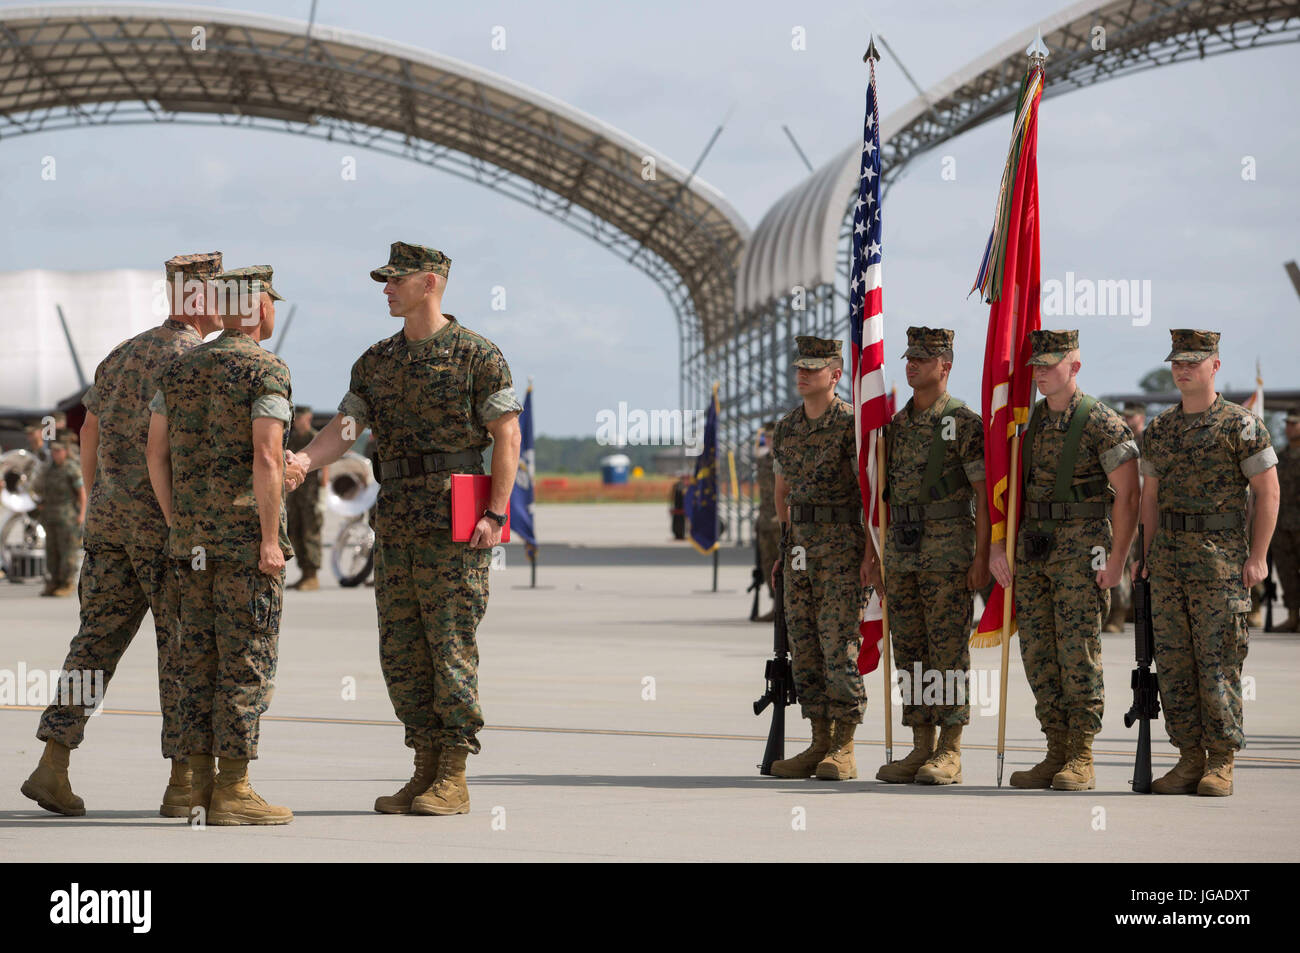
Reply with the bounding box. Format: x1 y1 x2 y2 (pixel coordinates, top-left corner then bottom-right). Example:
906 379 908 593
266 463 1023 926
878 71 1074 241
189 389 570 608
996 429 1022 787
877 432 893 765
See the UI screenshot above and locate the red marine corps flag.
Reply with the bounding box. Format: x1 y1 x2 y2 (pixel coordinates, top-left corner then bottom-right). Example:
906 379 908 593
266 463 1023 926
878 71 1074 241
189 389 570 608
970 37 1046 651
972 32 1048 786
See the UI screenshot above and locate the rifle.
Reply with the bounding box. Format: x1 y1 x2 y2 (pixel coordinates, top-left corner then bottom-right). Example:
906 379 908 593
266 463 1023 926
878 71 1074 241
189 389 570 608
754 549 796 775
747 522 763 621
1123 524 1160 793
1264 552 1277 632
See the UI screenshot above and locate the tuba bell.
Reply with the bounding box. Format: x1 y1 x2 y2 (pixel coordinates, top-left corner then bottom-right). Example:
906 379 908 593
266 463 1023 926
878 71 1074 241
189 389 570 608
325 451 380 517
0 448 40 514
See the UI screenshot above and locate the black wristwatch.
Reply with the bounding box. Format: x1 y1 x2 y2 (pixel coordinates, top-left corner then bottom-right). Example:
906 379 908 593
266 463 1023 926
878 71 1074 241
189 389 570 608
483 508 507 528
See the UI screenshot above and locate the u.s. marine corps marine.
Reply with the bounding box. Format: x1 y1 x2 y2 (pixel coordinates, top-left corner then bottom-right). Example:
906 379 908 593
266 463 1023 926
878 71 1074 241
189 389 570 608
1269 411 1300 632
769 336 868 781
286 241 522 816
989 330 1141 791
22 251 223 819
1139 330 1279 796
32 436 84 596
147 264 295 826
869 328 989 785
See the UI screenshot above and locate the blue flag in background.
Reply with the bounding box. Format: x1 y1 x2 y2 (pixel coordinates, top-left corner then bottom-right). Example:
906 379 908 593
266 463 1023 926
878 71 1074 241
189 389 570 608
683 384 719 554
509 385 537 559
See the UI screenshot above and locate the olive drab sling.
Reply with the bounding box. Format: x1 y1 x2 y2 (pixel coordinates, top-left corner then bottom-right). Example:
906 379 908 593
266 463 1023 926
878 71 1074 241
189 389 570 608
886 394 973 552
1020 393 1110 561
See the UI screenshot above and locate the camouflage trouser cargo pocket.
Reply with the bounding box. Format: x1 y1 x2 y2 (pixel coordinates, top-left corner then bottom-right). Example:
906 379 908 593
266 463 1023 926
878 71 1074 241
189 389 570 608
250 574 283 633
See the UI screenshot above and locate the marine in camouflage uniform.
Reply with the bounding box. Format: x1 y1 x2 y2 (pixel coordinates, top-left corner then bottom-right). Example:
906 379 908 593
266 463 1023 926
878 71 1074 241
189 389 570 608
22 251 223 820
293 242 522 816
754 421 780 620
1141 330 1279 797
150 264 295 826
1005 330 1140 791
769 336 867 781
33 440 84 596
1268 412 1300 632
1104 403 1146 632
873 328 988 786
286 407 324 591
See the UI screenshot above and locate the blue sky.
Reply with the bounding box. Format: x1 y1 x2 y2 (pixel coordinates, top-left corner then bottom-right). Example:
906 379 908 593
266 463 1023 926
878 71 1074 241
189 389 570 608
2 0 1297 434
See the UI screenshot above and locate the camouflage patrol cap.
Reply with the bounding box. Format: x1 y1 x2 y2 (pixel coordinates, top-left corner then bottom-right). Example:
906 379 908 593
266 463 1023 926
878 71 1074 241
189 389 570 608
215 265 284 302
1121 402 1147 417
902 326 955 359
763 420 777 431
793 336 843 369
1284 411 1300 424
294 404 313 416
370 241 451 282
165 251 222 280
1026 329 1080 366
1164 329 1220 362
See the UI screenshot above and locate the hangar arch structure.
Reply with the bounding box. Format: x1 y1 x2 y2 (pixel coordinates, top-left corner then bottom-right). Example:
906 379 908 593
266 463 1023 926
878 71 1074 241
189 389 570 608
732 0 1300 542
0 2 748 447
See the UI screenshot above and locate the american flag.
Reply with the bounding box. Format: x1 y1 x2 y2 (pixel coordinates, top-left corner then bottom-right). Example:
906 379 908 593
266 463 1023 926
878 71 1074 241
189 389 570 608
851 53 889 674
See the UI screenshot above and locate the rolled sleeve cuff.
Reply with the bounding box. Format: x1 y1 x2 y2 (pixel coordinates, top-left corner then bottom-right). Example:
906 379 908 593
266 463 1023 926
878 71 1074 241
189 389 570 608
83 384 101 416
1241 446 1278 479
338 391 370 434
1100 439 1139 474
252 395 292 423
963 459 986 483
148 389 167 417
479 387 523 424
1139 458 1160 479
772 458 784 478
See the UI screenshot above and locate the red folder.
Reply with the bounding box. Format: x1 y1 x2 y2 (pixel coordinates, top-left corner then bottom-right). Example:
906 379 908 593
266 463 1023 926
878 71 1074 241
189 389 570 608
450 473 510 542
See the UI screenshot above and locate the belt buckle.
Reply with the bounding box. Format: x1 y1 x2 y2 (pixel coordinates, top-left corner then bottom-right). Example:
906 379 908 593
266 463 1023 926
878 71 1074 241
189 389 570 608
1050 502 1067 520
398 458 413 479
815 506 829 522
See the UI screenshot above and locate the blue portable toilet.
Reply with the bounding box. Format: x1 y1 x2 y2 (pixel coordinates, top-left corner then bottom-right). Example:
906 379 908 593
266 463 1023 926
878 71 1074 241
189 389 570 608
600 453 631 485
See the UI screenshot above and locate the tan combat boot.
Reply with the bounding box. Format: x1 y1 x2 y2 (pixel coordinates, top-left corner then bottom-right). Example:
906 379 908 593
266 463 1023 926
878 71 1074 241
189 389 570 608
1151 747 1204 795
412 747 471 815
1197 749 1234 797
189 754 215 818
771 718 832 779
208 758 293 826
1009 728 1068 789
876 725 936 783
52 583 76 597
1246 605 1263 629
915 725 963 785
815 721 859 780
1051 731 1096 790
159 758 192 818
374 745 440 814
21 739 85 816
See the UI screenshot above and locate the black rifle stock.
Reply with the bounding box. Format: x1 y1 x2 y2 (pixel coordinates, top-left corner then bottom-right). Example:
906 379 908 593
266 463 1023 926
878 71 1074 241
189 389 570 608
747 525 763 622
754 558 795 775
1124 525 1160 793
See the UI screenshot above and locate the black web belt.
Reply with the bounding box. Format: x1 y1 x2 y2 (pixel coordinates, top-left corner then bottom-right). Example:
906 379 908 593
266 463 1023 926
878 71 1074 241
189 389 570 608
789 504 861 524
376 449 482 481
1160 510 1244 532
1022 500 1110 521
889 501 971 524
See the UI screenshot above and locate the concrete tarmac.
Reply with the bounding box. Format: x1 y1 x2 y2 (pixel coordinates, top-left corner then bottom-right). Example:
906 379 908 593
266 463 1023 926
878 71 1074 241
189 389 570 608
2 504 1296 862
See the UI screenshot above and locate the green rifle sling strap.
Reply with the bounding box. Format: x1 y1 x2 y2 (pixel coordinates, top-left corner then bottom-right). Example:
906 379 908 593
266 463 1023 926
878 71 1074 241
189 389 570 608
1023 393 1099 533
919 396 969 502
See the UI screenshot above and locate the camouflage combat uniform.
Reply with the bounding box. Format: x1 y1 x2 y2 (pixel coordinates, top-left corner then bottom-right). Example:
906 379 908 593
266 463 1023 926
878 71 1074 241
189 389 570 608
1015 387 1136 736
153 331 293 760
1271 437 1300 619
884 390 984 727
773 396 866 727
33 455 83 590
1143 394 1275 752
338 316 521 756
286 424 324 574
37 314 207 758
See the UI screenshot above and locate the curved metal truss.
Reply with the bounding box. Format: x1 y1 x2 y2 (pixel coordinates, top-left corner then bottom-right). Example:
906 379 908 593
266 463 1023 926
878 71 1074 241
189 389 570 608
0 3 749 440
